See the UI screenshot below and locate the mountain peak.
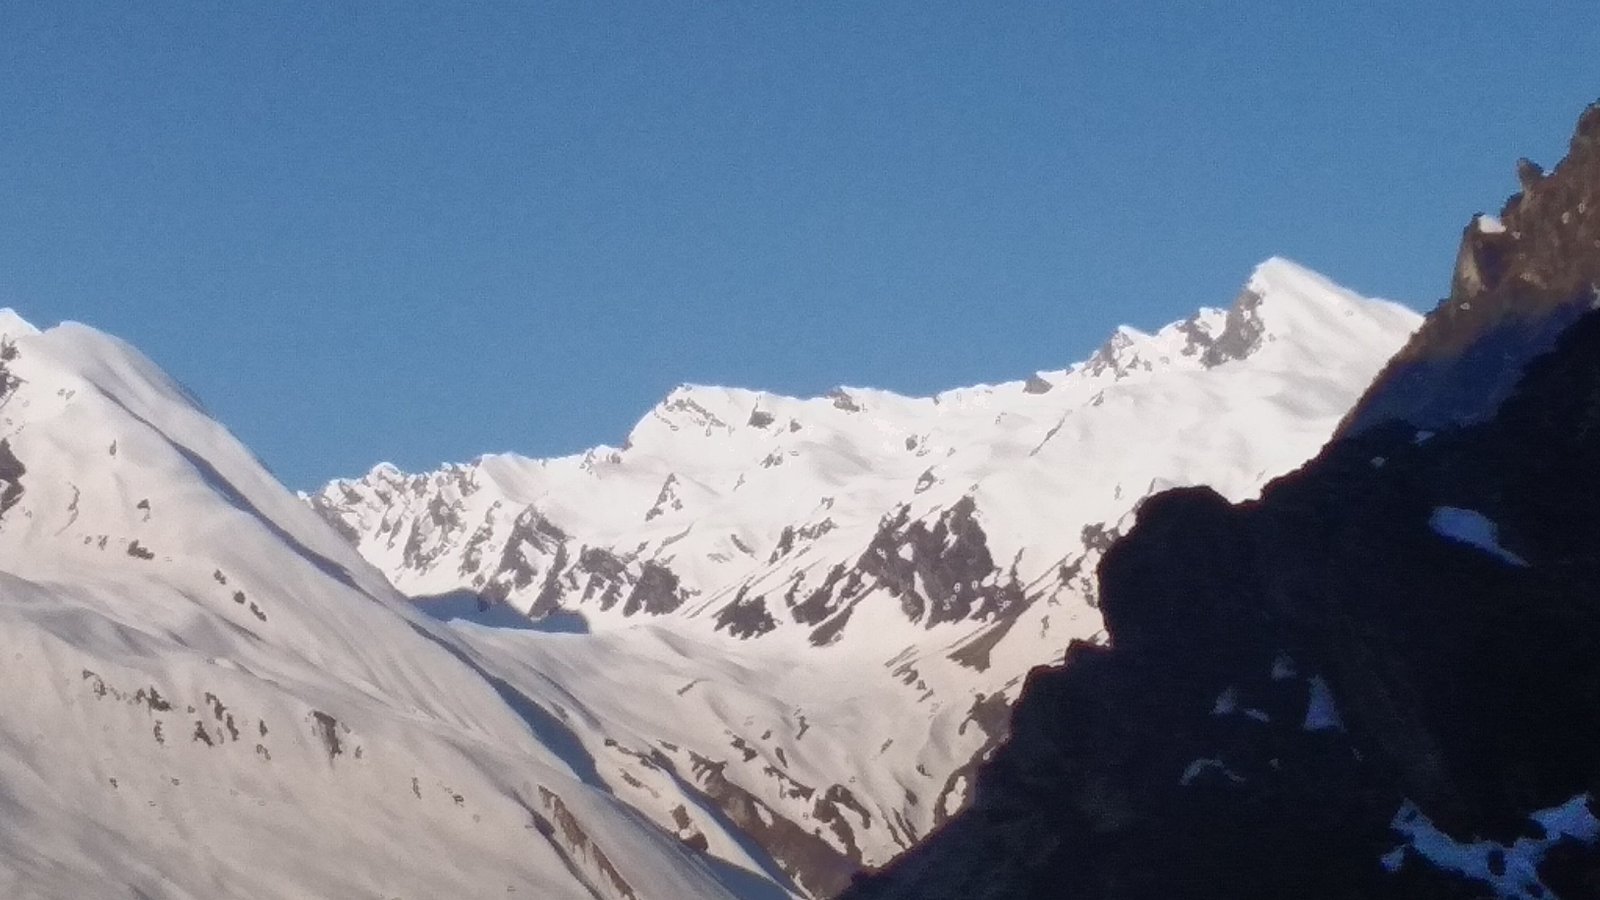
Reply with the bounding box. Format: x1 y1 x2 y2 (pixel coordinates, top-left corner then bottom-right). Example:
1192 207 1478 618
1081 259 1420 380
1248 255 1333 289
1343 98 1600 435
0 302 741 899
0 308 38 339
1244 256 1380 316
370 460 406 480
846 99 1600 900
303 252 1419 896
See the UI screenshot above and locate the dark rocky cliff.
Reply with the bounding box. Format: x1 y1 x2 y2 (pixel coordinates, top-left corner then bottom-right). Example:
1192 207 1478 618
1343 102 1600 435
842 101 1600 900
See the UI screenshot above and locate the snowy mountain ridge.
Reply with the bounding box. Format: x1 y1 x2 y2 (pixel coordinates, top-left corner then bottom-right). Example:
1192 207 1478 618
0 309 760 900
307 257 1421 895
314 257 1417 631
0 256 1419 899
844 100 1600 900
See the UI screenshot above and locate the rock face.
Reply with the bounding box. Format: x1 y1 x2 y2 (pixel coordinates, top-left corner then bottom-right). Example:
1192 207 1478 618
1345 102 1600 435
844 101 1600 900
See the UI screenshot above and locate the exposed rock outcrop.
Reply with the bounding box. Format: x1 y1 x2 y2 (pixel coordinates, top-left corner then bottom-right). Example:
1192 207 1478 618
845 100 1600 900
1344 101 1600 434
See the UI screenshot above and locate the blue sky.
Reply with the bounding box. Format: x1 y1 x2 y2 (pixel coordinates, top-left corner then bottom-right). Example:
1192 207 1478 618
2 3 1596 488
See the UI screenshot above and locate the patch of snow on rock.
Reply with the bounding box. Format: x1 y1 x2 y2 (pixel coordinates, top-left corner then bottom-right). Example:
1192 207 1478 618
1179 758 1244 786
1271 652 1298 681
1383 794 1600 899
1211 687 1240 716
1303 676 1344 732
1430 506 1529 567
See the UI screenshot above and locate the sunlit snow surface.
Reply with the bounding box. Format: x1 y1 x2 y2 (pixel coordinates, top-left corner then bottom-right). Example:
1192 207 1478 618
0 258 1423 898
307 258 1423 886
0 311 738 899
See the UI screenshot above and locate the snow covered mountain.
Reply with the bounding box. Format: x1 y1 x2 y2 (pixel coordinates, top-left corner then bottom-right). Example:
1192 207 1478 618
0 310 774 900
310 258 1420 895
0 253 1419 898
843 101 1600 900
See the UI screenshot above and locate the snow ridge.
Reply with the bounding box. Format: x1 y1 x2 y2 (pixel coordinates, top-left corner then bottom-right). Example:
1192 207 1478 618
308 259 1421 894
0 313 743 899
0 257 1422 898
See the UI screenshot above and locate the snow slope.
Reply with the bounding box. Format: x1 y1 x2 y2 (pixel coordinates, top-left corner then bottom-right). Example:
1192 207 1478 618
0 310 753 900
311 258 1422 895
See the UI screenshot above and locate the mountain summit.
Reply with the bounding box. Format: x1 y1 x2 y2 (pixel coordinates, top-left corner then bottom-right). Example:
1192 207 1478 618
310 260 1418 895
844 100 1600 900
312 256 1417 643
0 242 1420 898
0 311 750 899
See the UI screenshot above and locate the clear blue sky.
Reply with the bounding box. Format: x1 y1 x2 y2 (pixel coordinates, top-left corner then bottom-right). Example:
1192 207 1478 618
2 3 1596 488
